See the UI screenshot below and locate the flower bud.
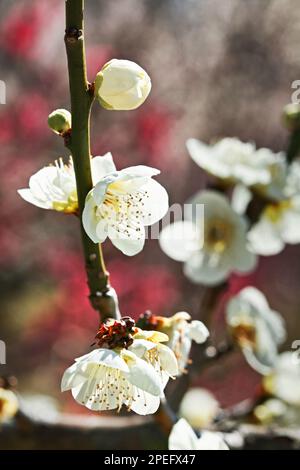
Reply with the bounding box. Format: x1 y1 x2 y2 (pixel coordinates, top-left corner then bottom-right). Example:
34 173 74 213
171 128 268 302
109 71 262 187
95 59 151 111
282 103 300 131
48 109 72 134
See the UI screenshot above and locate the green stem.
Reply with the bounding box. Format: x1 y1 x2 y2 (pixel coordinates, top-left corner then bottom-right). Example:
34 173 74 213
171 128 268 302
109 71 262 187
65 0 120 321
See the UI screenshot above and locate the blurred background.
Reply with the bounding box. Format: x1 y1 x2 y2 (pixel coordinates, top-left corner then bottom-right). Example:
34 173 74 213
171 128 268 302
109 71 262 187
1 0 300 419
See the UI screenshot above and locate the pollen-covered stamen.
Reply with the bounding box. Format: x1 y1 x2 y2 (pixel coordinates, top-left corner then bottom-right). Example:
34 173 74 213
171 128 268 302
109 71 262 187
82 365 136 411
96 188 151 239
94 316 136 349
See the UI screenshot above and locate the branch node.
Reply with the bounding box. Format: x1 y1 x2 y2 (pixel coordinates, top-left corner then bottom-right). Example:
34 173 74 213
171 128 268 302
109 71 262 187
65 27 83 43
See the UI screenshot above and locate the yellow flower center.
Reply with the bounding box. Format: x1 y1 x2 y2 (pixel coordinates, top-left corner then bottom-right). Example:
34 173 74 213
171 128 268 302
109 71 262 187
205 219 233 253
264 200 292 223
231 321 256 349
52 191 78 214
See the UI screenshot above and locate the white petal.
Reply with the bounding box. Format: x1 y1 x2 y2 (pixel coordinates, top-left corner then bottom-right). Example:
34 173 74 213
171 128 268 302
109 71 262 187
184 251 230 286
119 165 160 179
91 349 130 371
129 339 157 358
248 218 284 256
108 225 145 256
168 418 199 450
29 167 58 200
186 139 231 179
17 188 52 209
125 356 162 396
95 219 109 243
280 209 300 244
196 431 229 450
189 321 209 344
92 174 118 205
140 178 169 226
158 344 179 376
159 221 199 262
82 194 100 243
61 361 91 392
90 153 117 184
232 246 257 273
231 184 252 215
129 389 160 415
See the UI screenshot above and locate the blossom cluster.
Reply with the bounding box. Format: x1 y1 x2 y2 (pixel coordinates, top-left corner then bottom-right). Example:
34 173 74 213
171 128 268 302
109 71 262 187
159 136 300 285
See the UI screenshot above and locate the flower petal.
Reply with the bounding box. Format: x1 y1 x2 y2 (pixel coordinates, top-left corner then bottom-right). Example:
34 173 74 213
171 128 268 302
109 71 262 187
159 221 199 262
184 251 231 286
82 194 101 243
168 418 199 450
125 356 162 396
108 225 145 256
248 218 284 256
189 321 209 344
158 343 179 376
140 178 169 226
17 188 52 209
129 390 160 415
90 153 117 184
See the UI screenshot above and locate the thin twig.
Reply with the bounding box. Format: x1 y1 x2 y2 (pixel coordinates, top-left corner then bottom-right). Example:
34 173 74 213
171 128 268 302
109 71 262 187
64 0 119 321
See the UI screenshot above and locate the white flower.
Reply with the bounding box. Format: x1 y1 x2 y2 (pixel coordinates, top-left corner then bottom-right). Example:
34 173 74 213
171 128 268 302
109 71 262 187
61 317 178 415
82 153 168 256
263 352 300 406
226 287 286 374
18 158 78 214
159 190 257 286
131 329 179 384
95 59 151 111
179 388 220 428
137 312 209 374
17 152 118 215
248 196 300 256
62 348 163 415
186 137 286 195
169 418 229 450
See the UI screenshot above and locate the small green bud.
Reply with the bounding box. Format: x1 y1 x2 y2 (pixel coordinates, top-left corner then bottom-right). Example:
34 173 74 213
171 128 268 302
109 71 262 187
282 103 300 131
48 109 72 135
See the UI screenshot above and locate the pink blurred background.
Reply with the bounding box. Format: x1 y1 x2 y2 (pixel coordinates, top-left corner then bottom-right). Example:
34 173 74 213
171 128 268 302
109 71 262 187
1 0 300 414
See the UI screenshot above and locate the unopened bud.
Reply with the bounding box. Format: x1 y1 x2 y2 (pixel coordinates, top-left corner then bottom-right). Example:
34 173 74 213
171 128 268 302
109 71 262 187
94 59 151 111
48 109 72 135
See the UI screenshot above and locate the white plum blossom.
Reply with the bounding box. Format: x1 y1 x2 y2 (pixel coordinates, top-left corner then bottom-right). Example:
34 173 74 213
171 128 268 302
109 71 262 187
169 418 229 450
179 388 220 428
17 153 121 215
131 329 179 385
248 196 300 256
159 190 257 286
95 59 151 111
61 348 163 415
82 153 168 256
263 352 300 406
226 287 286 374
61 318 178 415
18 158 78 214
136 311 208 374
186 137 286 198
